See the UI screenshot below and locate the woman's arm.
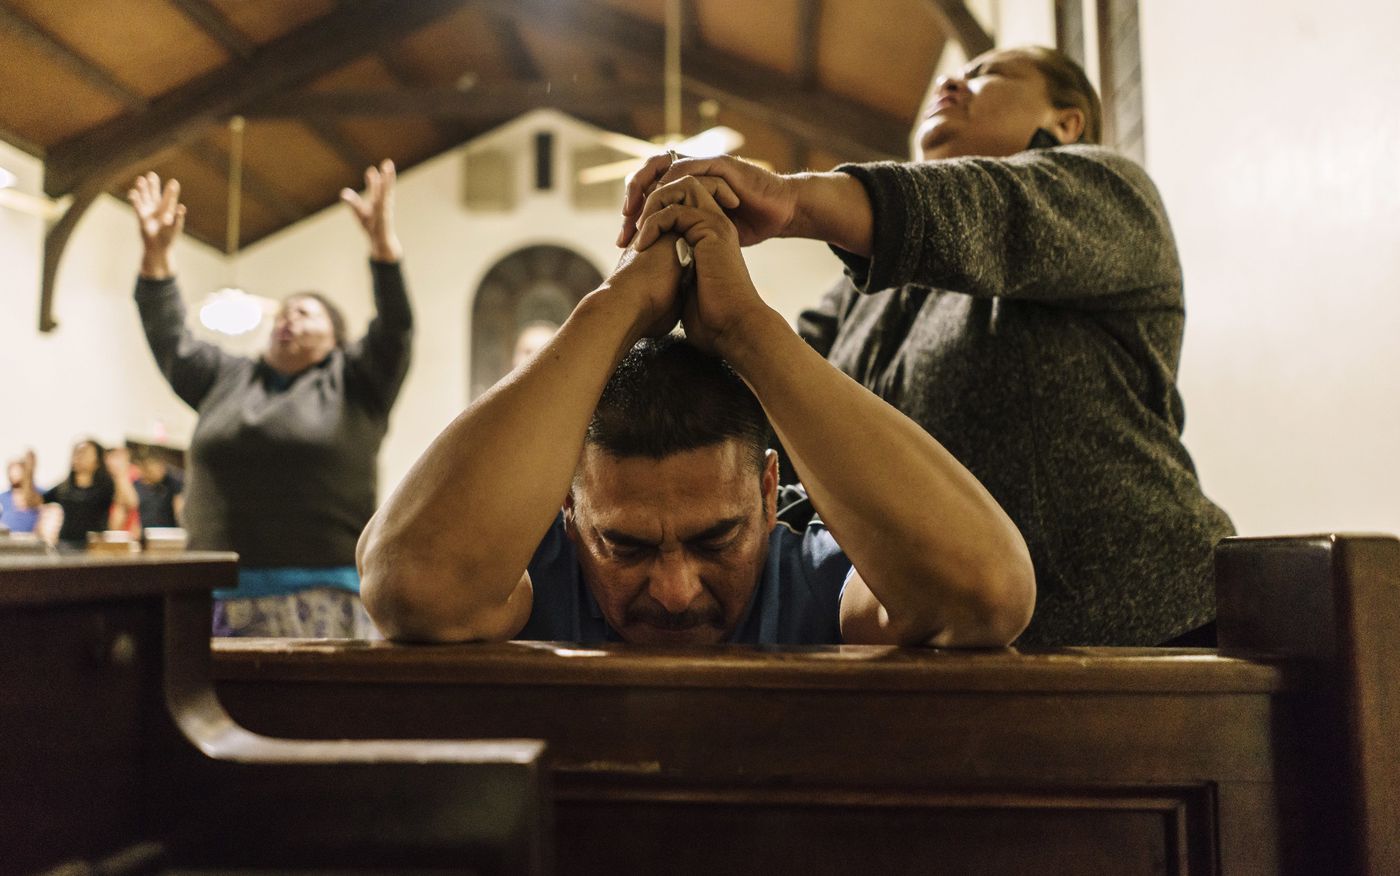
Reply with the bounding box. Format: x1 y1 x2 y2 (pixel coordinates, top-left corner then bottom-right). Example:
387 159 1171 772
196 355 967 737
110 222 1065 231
341 161 414 411
128 174 239 409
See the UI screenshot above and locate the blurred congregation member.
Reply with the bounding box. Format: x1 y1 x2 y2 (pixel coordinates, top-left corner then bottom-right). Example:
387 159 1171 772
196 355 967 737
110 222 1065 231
128 160 413 638
620 46 1233 647
1 450 44 534
41 439 137 551
511 320 560 370
131 450 184 532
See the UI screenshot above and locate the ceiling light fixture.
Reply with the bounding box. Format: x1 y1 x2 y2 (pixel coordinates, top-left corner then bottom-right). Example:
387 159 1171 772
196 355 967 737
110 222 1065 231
199 116 271 336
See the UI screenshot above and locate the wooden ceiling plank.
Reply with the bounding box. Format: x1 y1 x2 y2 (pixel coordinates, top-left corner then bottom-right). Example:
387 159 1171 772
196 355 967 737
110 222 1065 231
376 48 462 147
246 83 665 119
304 118 374 172
43 0 466 197
481 0 906 160
794 0 822 90
183 140 304 227
0 120 46 159
487 14 542 81
925 0 993 57
39 0 468 333
0 5 147 110
168 0 256 60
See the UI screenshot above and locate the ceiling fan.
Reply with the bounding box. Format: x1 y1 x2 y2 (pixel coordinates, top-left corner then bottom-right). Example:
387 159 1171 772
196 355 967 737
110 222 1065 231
576 0 744 185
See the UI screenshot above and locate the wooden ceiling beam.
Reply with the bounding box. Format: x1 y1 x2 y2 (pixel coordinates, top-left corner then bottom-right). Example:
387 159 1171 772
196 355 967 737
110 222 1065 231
794 0 823 90
246 83 665 119
303 117 375 172
0 5 147 110
184 139 304 227
479 0 907 161
376 48 465 147
0 121 46 159
168 0 256 61
926 0 994 57
38 0 467 333
487 14 541 81
43 0 465 197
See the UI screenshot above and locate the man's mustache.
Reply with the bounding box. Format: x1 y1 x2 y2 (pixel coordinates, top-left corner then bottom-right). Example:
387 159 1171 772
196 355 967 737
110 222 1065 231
625 598 723 631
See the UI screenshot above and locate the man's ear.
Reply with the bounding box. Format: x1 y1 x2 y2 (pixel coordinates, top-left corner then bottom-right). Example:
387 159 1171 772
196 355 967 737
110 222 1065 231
1048 106 1086 144
761 450 779 529
563 490 579 543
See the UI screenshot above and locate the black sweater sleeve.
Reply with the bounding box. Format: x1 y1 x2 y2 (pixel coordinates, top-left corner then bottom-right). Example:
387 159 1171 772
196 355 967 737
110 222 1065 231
830 145 1183 307
345 259 414 414
134 277 242 410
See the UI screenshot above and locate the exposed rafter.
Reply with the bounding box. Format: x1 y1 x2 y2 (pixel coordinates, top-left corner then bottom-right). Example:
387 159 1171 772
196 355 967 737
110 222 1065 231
794 0 823 90
303 117 375 172
184 139 304 227
0 5 147 110
246 83 665 120
168 0 256 61
478 0 907 161
487 14 541 81
926 0 994 57
38 0 466 333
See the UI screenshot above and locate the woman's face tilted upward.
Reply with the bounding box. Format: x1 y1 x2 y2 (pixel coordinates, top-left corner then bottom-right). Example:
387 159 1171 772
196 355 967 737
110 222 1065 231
266 295 338 376
914 49 1085 161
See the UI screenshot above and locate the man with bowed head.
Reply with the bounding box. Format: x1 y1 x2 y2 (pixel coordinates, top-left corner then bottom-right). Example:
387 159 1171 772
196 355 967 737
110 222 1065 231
618 45 1234 647
129 161 413 637
358 174 1035 647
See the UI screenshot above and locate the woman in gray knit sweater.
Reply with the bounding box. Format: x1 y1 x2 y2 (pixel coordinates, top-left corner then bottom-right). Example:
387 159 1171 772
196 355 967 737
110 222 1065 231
619 46 1233 646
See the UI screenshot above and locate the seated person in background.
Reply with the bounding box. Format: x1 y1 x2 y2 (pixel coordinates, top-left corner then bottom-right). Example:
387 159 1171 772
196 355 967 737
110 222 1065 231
41 439 137 551
132 450 184 531
358 176 1035 646
511 320 560 371
1 450 44 534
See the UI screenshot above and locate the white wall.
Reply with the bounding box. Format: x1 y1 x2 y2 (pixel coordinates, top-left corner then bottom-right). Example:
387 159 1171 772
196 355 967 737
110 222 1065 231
1141 1 1400 536
0 138 227 489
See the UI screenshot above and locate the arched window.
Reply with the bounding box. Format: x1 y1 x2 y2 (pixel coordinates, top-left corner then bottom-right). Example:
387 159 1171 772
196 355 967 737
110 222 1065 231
468 245 603 399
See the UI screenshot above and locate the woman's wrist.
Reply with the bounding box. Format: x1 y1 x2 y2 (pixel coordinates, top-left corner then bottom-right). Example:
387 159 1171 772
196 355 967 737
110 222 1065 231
139 250 174 280
369 234 402 263
789 172 874 256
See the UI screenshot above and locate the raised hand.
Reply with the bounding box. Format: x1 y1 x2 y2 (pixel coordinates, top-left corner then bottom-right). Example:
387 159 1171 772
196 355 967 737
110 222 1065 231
606 227 687 341
127 172 186 279
340 159 402 262
618 152 795 249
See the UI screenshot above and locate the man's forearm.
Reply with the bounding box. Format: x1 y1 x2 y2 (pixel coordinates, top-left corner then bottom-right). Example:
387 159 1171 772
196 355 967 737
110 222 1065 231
358 286 647 637
721 308 1033 644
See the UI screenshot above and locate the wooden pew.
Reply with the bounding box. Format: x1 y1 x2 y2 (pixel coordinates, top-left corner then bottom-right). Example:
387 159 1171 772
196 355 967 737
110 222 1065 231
0 553 551 875
211 534 1399 876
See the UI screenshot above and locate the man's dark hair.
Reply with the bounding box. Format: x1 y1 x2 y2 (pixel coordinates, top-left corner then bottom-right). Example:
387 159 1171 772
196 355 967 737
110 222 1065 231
285 291 348 348
586 334 770 471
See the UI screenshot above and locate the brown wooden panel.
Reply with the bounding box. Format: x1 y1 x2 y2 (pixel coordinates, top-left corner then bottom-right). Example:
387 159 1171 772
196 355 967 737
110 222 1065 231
0 30 125 146
240 119 362 208
818 0 945 119
393 4 521 86
697 0 803 77
8 0 229 99
206 0 336 45
518 23 640 89
304 55 445 167
555 785 1209 876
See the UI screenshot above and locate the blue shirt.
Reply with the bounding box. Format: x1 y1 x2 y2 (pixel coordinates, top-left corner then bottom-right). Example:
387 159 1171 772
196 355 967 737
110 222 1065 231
517 512 853 645
1 488 44 533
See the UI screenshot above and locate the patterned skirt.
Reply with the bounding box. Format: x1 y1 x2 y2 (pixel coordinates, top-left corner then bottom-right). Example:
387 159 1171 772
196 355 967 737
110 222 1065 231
212 587 380 639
